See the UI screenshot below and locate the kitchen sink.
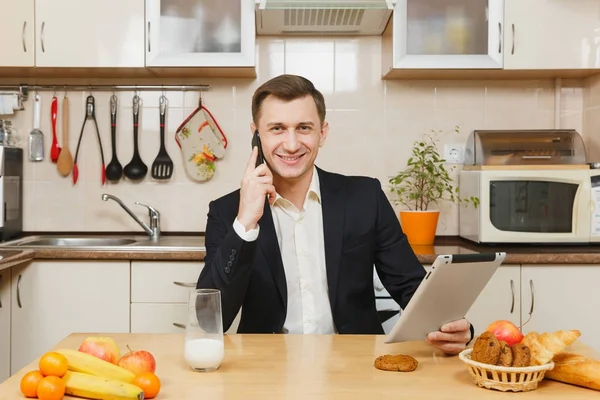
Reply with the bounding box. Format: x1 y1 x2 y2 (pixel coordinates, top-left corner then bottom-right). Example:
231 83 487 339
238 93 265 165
21 238 138 247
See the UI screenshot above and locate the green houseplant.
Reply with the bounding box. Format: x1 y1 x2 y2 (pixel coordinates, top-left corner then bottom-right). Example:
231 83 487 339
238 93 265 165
388 127 479 246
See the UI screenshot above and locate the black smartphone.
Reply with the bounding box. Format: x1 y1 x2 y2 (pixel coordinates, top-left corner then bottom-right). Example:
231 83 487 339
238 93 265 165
252 130 265 167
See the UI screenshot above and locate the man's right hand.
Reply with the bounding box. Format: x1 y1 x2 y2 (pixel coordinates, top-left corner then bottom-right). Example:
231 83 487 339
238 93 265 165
236 146 276 231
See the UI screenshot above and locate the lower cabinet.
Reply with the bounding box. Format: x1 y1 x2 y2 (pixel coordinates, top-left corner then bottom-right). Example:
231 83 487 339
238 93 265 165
10 260 130 375
0 268 11 382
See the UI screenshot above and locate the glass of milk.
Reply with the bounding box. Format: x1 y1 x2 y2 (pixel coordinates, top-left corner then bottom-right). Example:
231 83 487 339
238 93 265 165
184 289 224 372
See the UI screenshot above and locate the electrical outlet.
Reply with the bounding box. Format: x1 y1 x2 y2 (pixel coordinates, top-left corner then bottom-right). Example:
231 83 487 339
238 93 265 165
444 144 465 164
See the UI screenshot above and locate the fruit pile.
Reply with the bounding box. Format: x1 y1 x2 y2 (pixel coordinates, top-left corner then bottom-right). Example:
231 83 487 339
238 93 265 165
19 336 161 400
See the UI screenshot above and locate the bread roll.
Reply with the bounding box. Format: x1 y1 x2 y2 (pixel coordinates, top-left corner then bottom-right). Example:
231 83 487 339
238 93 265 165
522 330 581 365
545 352 600 391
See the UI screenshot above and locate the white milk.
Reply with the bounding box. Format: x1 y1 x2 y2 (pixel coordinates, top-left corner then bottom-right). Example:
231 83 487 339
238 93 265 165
184 338 224 370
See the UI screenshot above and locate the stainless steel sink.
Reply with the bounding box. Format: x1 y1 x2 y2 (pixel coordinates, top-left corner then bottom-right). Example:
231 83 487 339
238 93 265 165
21 238 138 247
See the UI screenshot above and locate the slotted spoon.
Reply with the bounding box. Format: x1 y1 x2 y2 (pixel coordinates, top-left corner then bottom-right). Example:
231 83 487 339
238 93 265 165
151 95 173 180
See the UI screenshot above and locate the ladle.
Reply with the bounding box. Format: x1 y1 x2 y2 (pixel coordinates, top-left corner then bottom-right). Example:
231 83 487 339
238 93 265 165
105 95 123 181
123 95 147 180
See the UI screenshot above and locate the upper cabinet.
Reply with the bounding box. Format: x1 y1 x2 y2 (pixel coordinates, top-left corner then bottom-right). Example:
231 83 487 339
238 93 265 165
145 0 255 68
35 0 145 68
384 0 505 70
503 0 600 70
0 0 35 67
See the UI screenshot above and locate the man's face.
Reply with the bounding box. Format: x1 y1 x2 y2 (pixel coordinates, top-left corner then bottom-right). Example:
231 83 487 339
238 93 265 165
252 94 328 181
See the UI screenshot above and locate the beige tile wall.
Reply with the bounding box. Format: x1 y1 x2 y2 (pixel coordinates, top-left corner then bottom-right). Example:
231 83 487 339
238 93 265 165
4 37 588 235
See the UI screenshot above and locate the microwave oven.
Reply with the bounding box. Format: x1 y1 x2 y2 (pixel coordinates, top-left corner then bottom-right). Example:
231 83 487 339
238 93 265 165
459 167 593 244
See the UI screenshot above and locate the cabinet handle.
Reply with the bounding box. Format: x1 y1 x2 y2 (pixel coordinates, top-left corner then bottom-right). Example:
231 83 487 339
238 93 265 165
173 323 186 329
529 279 535 316
22 21 27 52
40 22 45 53
173 281 196 287
147 21 151 52
509 279 515 314
17 274 22 308
498 22 502 53
511 24 515 55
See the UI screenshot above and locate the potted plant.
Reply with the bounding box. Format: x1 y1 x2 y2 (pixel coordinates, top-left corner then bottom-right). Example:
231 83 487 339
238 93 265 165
388 127 479 246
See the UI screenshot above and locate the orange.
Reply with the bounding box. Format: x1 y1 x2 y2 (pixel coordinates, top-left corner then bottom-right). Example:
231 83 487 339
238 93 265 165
132 371 161 399
20 370 44 398
39 352 68 377
36 375 65 400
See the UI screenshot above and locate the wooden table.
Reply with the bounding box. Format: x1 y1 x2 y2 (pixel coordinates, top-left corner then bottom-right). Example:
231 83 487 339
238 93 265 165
1 333 598 399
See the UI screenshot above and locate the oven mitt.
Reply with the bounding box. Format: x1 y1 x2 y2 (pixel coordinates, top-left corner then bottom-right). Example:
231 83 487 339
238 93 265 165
175 105 228 182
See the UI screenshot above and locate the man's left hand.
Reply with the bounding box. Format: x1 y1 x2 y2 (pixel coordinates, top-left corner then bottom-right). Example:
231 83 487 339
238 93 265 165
426 318 472 355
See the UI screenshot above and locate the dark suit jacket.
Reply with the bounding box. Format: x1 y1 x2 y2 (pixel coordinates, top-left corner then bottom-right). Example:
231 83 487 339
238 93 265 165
196 167 427 334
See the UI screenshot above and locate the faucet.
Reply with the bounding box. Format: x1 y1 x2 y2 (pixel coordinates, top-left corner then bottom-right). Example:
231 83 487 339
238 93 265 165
102 194 161 240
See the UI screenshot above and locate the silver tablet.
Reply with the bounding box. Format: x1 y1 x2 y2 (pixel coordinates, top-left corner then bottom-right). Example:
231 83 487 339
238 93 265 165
385 252 506 344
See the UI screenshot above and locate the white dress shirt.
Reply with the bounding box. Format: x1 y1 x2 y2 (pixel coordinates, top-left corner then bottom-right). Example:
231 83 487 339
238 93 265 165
232 167 336 334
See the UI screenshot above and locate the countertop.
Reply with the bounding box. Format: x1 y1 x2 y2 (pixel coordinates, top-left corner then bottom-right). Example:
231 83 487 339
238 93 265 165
0 333 598 399
3 234 600 269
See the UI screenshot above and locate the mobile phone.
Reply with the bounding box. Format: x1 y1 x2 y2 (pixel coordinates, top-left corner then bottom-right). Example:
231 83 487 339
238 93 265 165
252 130 265 167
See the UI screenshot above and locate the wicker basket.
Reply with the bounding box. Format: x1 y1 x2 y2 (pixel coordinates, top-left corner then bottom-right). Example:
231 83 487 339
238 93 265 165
459 348 555 392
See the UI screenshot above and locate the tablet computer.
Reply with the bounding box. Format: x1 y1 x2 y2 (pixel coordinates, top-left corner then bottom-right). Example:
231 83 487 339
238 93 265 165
385 252 506 344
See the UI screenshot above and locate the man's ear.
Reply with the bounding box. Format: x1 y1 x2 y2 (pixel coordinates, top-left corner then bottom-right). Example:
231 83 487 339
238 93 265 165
319 121 329 147
250 122 257 134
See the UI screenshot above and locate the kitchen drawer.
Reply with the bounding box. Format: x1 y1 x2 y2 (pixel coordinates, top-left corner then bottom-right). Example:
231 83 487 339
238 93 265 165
131 261 204 303
131 303 241 334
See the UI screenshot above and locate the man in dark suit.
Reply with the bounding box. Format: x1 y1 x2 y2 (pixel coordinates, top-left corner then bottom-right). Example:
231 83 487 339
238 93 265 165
197 74 473 355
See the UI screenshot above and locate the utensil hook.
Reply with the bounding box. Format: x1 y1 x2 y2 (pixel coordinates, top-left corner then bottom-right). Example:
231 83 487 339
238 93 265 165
63 85 67 98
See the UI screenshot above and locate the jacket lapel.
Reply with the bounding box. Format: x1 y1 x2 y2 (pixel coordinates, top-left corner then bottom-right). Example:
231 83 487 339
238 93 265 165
317 167 345 312
257 200 287 309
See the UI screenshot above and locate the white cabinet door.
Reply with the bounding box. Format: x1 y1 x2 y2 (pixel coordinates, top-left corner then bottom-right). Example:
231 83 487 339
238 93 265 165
34 0 145 67
521 265 600 352
0 268 11 382
145 0 255 67
504 0 600 70
0 0 35 67
389 0 504 69
10 260 131 374
465 265 521 336
131 261 204 303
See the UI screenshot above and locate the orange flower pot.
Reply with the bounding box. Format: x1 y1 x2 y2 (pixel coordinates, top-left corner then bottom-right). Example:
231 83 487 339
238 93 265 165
399 210 440 246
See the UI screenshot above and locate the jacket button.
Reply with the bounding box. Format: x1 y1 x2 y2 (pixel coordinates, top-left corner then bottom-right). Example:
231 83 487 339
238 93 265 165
225 266 231 273
229 255 235 261
231 249 236 255
227 261 233 267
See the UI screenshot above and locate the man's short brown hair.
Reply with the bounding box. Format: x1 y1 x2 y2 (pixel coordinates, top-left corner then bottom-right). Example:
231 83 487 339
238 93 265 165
251 74 326 125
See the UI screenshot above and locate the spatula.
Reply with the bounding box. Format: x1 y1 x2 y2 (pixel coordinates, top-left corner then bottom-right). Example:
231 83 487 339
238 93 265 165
28 94 44 162
151 95 173 180
57 95 73 176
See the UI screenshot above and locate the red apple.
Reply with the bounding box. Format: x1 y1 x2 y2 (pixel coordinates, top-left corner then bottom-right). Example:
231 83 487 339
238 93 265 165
486 320 524 346
118 348 156 375
78 336 121 364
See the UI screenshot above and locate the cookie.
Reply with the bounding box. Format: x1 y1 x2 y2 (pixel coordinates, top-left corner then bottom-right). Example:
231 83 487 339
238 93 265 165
374 354 418 372
496 340 513 367
511 343 531 367
471 331 501 365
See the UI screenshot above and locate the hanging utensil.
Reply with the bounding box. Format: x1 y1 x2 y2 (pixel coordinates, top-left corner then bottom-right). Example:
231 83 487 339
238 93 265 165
50 95 61 163
151 95 173 180
123 95 147 180
28 93 44 162
56 93 73 176
72 95 106 186
105 95 123 181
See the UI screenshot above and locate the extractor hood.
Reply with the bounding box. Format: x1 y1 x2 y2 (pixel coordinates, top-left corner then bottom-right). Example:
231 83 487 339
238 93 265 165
255 0 396 35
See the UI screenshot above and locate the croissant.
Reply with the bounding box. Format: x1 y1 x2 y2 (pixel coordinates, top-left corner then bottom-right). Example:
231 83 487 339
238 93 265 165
521 330 581 365
545 352 600 391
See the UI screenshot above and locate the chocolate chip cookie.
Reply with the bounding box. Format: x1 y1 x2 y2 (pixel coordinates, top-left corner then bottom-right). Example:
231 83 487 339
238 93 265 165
511 343 531 367
471 331 501 365
496 340 513 367
374 354 419 372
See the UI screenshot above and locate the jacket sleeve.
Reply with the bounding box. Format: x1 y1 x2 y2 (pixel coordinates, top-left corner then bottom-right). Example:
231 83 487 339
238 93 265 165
196 199 258 331
372 179 426 310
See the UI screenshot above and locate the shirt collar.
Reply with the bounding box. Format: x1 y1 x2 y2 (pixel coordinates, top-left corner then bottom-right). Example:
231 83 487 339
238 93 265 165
273 166 321 209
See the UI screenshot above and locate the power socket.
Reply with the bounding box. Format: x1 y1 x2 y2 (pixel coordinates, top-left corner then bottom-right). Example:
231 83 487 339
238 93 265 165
443 144 465 164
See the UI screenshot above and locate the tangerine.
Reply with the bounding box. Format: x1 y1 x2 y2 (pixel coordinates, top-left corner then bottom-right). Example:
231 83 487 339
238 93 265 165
132 371 161 399
36 375 65 400
19 370 44 398
39 352 68 377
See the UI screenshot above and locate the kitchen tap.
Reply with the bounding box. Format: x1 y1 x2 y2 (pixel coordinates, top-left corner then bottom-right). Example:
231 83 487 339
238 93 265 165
101 193 161 240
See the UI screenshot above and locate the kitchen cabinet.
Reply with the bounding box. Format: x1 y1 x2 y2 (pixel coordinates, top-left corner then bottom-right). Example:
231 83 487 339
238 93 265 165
0 269 11 382
10 260 130 374
34 0 145 67
383 0 505 70
521 264 600 352
145 0 255 68
503 0 600 70
0 0 35 67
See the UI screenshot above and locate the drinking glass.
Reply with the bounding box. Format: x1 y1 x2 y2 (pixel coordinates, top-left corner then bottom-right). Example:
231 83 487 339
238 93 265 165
184 289 224 372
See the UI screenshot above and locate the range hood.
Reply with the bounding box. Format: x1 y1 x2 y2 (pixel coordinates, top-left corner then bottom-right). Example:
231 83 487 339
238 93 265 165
255 0 396 35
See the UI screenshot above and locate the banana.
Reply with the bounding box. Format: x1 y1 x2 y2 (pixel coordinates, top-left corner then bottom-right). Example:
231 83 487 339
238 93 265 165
55 349 136 383
62 371 144 400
